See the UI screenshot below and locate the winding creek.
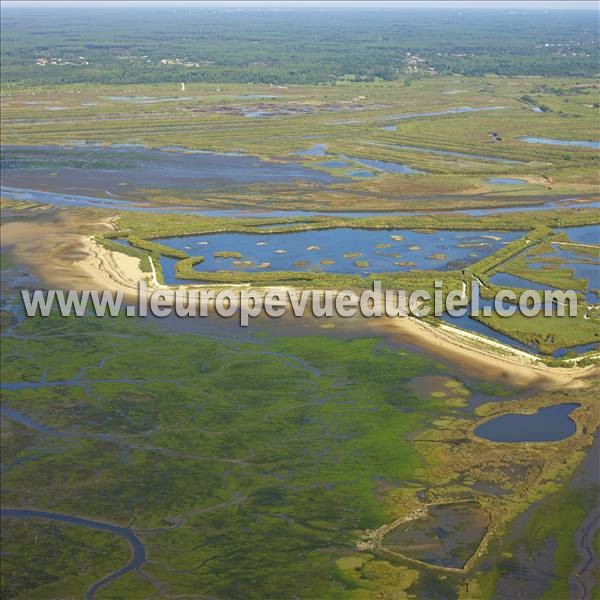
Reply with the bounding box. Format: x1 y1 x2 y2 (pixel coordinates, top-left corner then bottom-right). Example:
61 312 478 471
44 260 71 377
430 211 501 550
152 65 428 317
0 508 146 600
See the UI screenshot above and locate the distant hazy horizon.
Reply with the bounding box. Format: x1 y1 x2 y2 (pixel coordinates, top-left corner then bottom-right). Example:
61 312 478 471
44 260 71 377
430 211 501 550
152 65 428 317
2 0 598 10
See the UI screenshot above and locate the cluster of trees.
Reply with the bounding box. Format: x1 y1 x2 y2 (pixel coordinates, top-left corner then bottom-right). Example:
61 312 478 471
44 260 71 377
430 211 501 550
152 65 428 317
3 7 596 86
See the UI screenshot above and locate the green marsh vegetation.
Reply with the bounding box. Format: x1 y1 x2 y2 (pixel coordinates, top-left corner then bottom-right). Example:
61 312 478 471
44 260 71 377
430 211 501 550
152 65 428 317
0 309 462 598
1 304 597 599
473 309 598 355
1 519 131 599
1 7 598 595
94 208 600 353
2 75 598 211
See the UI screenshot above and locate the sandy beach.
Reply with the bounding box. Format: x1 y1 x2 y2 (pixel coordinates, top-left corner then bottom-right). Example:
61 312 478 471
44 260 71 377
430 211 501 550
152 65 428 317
2 212 598 392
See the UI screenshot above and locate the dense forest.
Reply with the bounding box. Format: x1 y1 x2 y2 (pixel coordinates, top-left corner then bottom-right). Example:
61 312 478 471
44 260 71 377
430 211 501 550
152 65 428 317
1 6 598 86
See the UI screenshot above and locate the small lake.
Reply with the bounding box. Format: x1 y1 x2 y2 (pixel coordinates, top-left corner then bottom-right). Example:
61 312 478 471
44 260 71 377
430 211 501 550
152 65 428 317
474 403 579 442
519 137 600 149
152 228 521 279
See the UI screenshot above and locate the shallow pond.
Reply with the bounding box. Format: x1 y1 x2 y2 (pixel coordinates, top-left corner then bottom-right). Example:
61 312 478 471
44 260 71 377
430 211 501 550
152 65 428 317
382 500 489 568
486 178 527 185
293 143 327 157
315 160 350 168
475 403 579 442
1 144 345 196
379 105 506 121
519 137 600 149
347 157 423 175
348 169 376 177
103 95 194 104
557 225 599 246
153 228 521 278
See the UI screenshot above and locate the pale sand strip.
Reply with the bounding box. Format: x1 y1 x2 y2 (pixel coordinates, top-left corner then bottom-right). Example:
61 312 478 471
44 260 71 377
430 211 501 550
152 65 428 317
79 236 598 391
2 217 597 391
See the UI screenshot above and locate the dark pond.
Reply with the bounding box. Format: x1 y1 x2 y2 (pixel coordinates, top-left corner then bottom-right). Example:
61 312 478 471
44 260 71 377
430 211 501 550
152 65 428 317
382 500 489 569
474 403 580 442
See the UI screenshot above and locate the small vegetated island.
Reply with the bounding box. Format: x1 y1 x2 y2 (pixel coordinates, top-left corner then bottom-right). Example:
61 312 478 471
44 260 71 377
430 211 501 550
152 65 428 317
0 4 599 600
